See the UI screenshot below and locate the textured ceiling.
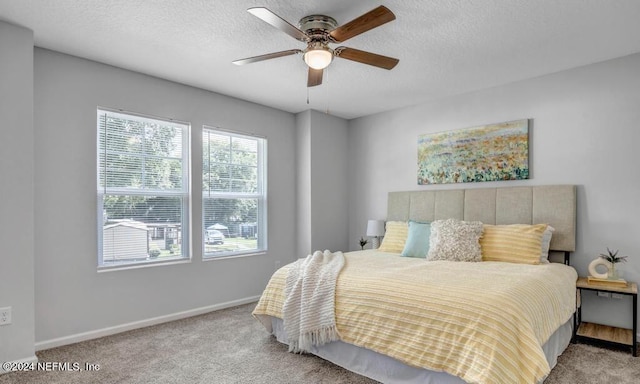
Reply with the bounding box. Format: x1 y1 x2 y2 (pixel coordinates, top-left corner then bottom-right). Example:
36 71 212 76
2 0 640 119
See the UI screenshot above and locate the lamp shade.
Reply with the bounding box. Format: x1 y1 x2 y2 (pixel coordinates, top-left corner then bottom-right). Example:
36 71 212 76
304 48 333 70
366 220 385 237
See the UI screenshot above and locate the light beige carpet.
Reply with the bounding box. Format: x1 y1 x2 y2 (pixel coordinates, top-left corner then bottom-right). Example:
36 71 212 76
1 303 638 384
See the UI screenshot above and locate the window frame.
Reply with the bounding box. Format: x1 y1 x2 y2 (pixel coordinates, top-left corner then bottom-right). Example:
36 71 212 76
202 126 267 259
96 107 191 270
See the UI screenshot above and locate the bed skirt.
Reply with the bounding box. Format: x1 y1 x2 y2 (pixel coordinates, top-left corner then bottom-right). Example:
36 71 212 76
270 316 573 384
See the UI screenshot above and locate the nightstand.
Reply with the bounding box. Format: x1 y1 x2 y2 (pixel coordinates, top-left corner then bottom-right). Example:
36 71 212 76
575 277 637 356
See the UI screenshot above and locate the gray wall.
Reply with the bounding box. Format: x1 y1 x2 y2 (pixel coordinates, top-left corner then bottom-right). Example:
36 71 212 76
348 52 640 332
4 20 639 357
33 49 297 346
0 21 36 370
296 110 349 256
295 111 312 257
309 110 349 252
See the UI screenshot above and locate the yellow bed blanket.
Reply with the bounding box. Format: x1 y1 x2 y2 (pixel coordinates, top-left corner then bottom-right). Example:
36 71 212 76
253 250 577 384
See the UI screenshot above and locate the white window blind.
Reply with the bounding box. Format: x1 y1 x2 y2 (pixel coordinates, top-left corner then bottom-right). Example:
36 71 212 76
202 127 267 257
97 109 190 267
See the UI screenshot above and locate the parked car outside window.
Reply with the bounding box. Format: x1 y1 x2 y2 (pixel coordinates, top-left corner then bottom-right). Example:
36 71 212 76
205 229 225 245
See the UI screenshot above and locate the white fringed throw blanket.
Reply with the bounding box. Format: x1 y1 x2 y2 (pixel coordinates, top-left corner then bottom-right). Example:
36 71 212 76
283 250 345 353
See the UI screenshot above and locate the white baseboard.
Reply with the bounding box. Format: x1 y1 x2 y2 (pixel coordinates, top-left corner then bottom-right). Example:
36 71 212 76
35 296 260 351
1 355 39 375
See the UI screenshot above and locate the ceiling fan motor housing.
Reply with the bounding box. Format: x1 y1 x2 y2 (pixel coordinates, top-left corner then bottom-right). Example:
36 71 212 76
298 15 338 42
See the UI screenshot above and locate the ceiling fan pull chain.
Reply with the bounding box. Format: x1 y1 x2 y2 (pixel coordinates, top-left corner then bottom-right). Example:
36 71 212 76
307 86 310 105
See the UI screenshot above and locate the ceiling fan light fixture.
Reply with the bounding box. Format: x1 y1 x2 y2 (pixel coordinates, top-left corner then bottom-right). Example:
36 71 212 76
304 48 333 70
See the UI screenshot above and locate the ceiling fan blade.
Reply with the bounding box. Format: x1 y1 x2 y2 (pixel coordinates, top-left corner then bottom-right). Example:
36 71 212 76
334 47 399 70
307 68 323 87
247 7 309 42
233 49 302 65
329 6 396 43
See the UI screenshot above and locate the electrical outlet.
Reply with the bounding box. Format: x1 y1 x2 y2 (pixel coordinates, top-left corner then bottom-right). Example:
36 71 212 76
0 307 11 325
597 291 610 298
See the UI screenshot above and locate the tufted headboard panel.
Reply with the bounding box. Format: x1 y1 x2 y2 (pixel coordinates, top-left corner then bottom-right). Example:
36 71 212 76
387 185 576 252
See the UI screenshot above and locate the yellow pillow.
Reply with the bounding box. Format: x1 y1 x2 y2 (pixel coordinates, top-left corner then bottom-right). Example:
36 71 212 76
378 221 408 253
480 224 548 264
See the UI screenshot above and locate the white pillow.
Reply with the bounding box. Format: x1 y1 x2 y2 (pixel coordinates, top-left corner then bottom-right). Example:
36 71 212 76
427 219 483 262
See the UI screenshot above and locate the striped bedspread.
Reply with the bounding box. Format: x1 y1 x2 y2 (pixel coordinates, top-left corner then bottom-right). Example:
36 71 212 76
253 250 577 384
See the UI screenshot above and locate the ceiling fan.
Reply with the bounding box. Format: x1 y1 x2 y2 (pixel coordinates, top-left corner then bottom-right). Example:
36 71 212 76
233 5 399 87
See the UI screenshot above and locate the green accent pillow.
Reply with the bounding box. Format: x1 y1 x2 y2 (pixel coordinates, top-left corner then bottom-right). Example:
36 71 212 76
401 221 431 258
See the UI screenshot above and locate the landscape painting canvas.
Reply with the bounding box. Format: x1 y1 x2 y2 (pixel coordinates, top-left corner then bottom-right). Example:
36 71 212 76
417 119 529 184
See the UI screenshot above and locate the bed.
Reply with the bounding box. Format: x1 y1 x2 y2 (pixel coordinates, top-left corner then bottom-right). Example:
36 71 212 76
253 185 578 384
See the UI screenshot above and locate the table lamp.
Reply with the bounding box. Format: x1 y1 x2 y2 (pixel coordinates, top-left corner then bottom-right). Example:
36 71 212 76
366 220 385 249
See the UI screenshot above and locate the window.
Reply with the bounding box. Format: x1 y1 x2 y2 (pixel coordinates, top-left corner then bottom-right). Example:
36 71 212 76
202 127 267 258
97 109 190 267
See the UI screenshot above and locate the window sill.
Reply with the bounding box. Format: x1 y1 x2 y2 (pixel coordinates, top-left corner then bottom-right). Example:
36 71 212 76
97 257 191 273
203 251 266 262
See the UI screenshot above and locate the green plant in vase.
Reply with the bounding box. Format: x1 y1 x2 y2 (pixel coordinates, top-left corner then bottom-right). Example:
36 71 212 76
599 247 628 280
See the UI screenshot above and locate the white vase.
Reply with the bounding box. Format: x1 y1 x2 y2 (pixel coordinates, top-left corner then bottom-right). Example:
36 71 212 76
588 258 611 279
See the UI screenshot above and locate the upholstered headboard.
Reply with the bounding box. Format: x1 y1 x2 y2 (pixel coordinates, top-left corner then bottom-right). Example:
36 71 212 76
387 185 576 253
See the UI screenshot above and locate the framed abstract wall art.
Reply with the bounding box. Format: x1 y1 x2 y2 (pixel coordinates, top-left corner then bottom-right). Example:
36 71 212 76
417 119 529 185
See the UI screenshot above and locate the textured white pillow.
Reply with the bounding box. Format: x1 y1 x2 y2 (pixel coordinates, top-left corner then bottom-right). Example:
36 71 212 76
427 219 484 262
